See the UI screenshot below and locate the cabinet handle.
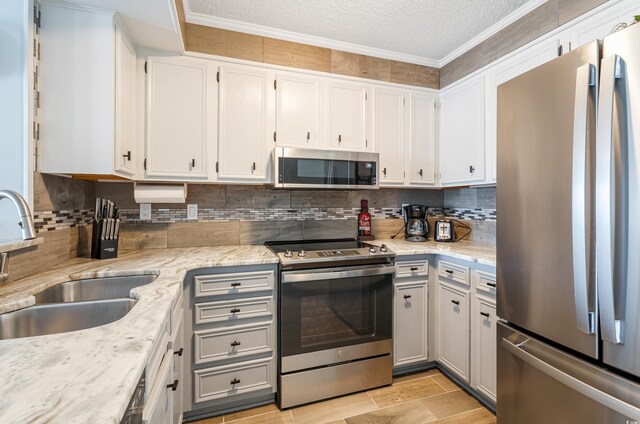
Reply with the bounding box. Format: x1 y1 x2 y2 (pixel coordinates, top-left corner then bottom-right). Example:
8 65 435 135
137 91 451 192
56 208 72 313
307 131 310 142
338 134 342 143
403 294 412 299
122 151 131 161
252 162 256 171
451 300 460 306
469 165 475 173
174 348 184 357
230 282 241 287
418 169 423 177
383 168 387 176
191 158 196 168
230 378 241 385
480 312 490 318
445 269 454 275
486 282 497 288
230 308 241 313
410 267 419 271
166 380 179 391
230 340 241 347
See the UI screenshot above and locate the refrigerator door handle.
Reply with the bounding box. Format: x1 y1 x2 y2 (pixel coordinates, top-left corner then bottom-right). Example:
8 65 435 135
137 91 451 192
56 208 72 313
571 63 596 335
502 337 640 420
596 55 626 345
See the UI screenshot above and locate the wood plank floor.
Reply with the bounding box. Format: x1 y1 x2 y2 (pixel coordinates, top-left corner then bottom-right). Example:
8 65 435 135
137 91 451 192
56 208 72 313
193 369 495 424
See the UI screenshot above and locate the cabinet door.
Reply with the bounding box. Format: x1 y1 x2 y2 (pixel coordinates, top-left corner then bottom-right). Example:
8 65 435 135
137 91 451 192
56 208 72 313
394 282 428 367
437 282 470 381
146 57 208 179
440 75 485 185
171 312 184 424
218 66 273 181
375 89 404 185
474 299 497 401
275 74 322 148
114 25 136 176
143 351 174 424
328 82 368 151
407 92 436 185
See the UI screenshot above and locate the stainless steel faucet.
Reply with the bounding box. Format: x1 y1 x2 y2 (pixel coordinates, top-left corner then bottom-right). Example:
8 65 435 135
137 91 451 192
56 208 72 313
0 190 37 240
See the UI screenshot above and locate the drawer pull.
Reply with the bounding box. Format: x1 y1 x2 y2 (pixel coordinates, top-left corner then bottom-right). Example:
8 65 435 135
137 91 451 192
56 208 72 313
486 282 497 288
230 308 241 314
480 312 490 318
410 267 419 271
230 282 241 287
230 341 241 347
174 348 184 357
451 300 460 306
445 269 454 275
403 294 412 299
230 378 241 385
167 379 179 391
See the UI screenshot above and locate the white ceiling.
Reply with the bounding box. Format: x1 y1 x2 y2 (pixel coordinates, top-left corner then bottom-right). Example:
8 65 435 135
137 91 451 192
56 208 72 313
186 0 540 66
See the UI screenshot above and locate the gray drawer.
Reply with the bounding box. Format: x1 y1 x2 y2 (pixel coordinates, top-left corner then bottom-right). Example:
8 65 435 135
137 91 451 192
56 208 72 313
194 323 273 365
193 358 274 404
194 270 274 298
194 296 273 325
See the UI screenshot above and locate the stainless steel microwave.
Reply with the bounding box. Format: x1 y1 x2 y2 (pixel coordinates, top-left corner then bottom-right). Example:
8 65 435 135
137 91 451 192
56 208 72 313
272 148 379 189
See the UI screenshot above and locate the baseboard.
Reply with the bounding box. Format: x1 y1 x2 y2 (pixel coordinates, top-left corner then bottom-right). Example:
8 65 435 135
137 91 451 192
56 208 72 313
182 394 276 423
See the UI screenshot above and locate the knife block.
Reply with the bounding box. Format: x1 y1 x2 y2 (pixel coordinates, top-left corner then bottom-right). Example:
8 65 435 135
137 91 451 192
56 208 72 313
91 219 119 259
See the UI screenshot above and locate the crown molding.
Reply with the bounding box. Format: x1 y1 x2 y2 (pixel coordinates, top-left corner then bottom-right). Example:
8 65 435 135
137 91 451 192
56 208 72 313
438 0 549 66
184 9 441 68
183 0 549 69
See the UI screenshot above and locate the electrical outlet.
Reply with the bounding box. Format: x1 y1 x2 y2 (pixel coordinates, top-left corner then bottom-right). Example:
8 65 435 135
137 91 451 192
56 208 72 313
187 204 198 220
140 203 151 220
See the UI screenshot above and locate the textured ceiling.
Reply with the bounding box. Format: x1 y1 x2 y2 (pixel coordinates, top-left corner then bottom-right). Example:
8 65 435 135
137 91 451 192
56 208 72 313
187 0 534 62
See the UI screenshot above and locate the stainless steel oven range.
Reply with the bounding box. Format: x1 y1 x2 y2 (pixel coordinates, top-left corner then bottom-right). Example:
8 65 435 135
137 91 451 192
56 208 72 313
265 239 395 408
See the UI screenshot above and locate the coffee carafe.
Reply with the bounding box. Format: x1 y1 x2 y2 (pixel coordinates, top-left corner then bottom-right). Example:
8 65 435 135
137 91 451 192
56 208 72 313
403 205 429 242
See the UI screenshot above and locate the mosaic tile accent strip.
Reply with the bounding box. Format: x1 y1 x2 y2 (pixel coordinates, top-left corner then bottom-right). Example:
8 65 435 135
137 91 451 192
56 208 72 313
33 209 94 233
442 208 497 221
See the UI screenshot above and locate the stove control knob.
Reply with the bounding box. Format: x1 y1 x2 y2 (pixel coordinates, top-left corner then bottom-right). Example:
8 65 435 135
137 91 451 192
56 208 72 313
369 246 377 253
380 244 388 253
298 250 307 257
284 250 293 258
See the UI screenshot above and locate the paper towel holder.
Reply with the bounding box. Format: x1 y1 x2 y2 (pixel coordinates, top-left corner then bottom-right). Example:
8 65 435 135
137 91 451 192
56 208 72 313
133 183 187 204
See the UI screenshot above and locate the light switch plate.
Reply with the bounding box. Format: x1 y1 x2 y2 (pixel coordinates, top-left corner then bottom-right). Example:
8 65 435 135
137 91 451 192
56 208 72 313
140 203 152 220
187 204 198 220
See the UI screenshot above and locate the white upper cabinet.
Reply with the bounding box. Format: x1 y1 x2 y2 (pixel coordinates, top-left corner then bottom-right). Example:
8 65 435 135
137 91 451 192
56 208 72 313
328 82 369 151
440 75 485 185
115 26 137 176
146 57 210 179
374 88 405 185
218 65 274 181
38 4 137 178
275 73 323 149
407 93 437 186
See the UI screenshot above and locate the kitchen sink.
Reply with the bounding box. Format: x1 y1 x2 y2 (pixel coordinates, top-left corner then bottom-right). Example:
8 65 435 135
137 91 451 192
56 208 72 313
34 274 157 304
0 298 138 340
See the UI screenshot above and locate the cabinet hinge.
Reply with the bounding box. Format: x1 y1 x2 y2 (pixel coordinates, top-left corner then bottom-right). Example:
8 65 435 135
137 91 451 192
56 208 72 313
217 71 220 83
216 161 219 173
144 158 147 170
144 61 148 74
34 6 41 28
274 80 277 90
35 91 40 109
273 131 277 142
33 122 39 141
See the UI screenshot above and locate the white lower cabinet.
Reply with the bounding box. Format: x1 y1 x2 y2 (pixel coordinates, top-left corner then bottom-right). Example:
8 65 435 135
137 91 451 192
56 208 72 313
143 349 174 424
170 309 185 424
437 281 470 381
394 282 428 367
473 298 497 401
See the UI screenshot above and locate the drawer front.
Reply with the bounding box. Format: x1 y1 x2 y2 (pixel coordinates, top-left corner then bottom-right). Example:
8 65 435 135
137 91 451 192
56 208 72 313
194 323 273 365
146 315 170 400
194 296 273 325
476 270 497 296
193 358 274 404
395 260 429 279
438 260 470 287
194 271 274 298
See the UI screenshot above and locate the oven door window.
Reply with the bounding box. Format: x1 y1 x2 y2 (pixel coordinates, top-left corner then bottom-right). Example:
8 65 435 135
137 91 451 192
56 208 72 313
280 273 392 357
279 157 376 186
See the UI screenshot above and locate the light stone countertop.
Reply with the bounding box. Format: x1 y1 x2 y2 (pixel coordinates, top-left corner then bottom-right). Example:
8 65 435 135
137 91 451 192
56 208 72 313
0 240 495 423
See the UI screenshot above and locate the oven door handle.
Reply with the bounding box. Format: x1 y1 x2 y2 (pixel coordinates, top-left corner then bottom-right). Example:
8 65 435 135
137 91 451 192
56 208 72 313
282 265 395 283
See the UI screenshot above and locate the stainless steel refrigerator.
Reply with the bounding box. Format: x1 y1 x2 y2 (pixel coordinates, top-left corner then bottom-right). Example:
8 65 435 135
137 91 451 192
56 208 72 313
497 23 640 423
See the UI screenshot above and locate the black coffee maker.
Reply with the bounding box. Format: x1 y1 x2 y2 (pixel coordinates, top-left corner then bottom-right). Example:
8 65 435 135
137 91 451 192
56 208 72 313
403 205 429 242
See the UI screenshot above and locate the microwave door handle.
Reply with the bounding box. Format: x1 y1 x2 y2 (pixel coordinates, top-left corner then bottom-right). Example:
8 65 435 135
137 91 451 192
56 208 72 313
596 55 627 345
571 63 596 335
